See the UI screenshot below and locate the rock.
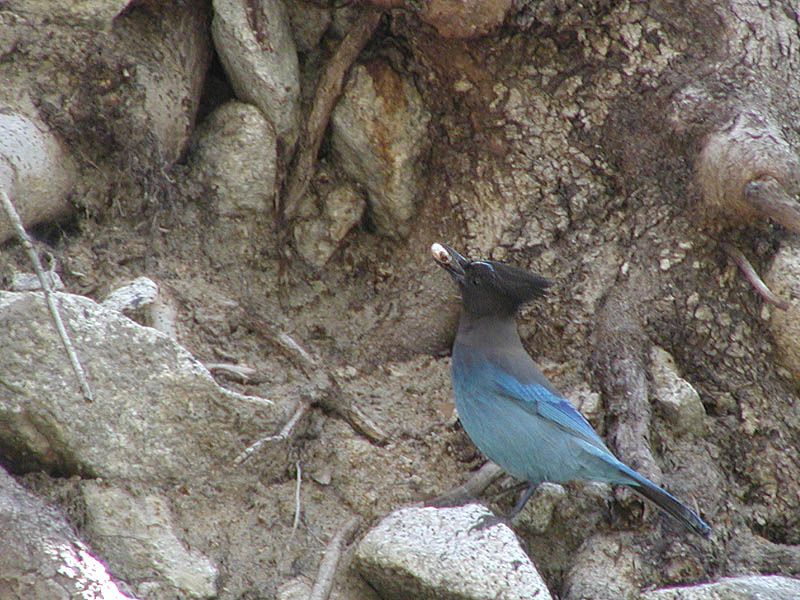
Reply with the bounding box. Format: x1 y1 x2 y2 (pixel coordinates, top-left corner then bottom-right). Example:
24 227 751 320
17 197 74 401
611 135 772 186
331 59 431 238
188 100 278 215
113 2 210 164
640 575 800 600
10 271 65 291
0 0 209 227
286 1 331 53
764 242 800 383
102 276 160 314
1 0 133 29
0 112 77 245
355 504 553 600
649 346 706 436
81 481 217 599
212 0 301 153
293 177 366 268
563 532 640 600
0 291 279 484
521 482 567 533
0 466 139 600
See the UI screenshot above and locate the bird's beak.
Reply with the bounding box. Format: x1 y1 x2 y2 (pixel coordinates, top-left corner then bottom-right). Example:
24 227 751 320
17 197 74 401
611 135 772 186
431 242 469 281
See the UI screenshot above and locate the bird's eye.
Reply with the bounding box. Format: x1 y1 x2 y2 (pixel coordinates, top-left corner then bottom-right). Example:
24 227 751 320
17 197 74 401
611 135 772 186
471 276 480 286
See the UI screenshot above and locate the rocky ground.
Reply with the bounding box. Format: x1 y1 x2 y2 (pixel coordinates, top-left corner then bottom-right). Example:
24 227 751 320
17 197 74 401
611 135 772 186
2 1 800 599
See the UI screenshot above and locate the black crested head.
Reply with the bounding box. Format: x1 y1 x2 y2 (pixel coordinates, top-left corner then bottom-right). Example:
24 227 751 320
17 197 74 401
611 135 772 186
431 242 552 318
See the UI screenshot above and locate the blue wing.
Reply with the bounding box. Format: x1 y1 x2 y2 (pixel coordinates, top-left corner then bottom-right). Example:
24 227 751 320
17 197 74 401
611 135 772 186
489 368 609 450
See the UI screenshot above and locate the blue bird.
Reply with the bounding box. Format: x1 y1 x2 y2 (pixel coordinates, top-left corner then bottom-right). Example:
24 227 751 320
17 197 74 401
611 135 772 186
431 242 710 537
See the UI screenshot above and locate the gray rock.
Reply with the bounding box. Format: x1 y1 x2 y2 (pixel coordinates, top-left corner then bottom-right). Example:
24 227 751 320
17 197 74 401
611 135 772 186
0 466 139 600
764 241 800 383
640 575 800 600
10 270 65 291
649 346 706 436
0 112 76 245
294 180 365 268
331 60 431 238
1 0 133 29
564 532 640 600
81 481 217 599
286 1 331 53
0 291 277 484
189 100 278 215
355 504 553 600
212 0 301 152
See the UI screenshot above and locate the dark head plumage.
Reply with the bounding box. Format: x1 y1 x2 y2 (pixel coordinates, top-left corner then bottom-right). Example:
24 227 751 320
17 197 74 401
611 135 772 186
431 243 552 318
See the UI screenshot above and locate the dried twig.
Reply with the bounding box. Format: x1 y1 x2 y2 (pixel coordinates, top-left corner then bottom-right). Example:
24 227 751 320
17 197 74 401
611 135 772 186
291 460 302 541
249 312 389 444
308 516 360 600
205 362 258 383
722 242 790 310
234 401 311 466
282 7 383 220
1 191 93 401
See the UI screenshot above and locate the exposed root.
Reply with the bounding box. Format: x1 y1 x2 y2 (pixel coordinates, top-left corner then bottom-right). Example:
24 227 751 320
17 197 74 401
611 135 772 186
282 7 383 221
721 243 789 310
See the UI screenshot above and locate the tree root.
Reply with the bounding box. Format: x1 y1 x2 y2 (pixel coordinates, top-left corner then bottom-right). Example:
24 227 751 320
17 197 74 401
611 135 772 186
308 516 360 600
282 6 383 221
721 243 789 310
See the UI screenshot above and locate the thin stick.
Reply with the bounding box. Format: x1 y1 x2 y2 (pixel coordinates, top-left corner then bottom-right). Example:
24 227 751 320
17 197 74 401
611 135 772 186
722 243 790 310
233 401 311 466
291 460 302 541
282 7 383 220
308 516 360 600
0 191 93 401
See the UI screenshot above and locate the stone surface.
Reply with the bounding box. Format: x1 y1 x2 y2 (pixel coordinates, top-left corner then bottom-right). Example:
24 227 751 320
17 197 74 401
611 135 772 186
2 0 133 29
331 59 431 238
764 241 800 383
286 1 331 53
293 176 366 268
0 112 76 244
0 291 278 484
212 0 301 152
563 532 640 600
355 504 553 600
188 100 278 215
649 346 706 436
640 575 800 600
81 481 217 600
0 467 138 600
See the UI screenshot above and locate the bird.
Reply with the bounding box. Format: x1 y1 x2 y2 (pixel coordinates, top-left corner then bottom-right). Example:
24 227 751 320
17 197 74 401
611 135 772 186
431 242 711 537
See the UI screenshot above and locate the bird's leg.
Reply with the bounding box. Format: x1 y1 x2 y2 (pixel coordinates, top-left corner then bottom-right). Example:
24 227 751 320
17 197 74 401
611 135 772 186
469 481 540 532
507 481 539 520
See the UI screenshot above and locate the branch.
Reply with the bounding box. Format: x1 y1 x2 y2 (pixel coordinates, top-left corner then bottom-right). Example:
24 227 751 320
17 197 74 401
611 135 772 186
308 516 360 600
0 191 93 401
249 313 389 444
282 6 383 221
291 460 302 541
721 243 790 310
234 401 311 466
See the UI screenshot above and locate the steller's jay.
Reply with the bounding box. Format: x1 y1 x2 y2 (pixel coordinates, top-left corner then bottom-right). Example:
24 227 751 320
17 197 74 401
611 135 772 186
431 242 710 537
